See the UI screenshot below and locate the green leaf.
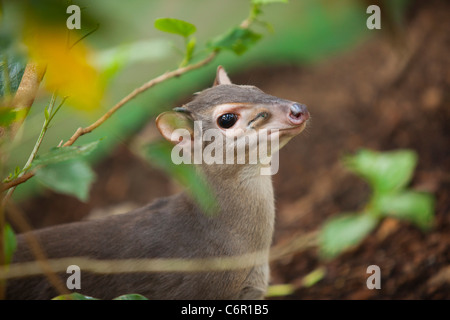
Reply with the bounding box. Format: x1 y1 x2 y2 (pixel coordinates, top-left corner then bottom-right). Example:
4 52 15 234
44 106 50 120
154 18 197 38
93 39 172 80
3 166 22 183
3 223 17 265
113 294 148 300
145 141 217 215
179 36 196 68
52 293 98 300
0 55 26 98
35 160 96 202
252 0 288 4
319 212 379 259
265 284 295 297
376 191 435 230
0 107 17 127
185 37 196 63
31 139 102 169
302 267 326 288
209 27 262 55
344 149 417 194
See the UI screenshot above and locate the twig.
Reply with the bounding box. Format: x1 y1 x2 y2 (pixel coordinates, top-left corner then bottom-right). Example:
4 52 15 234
1 171 34 192
0 250 268 280
269 231 318 262
1 51 218 196
63 50 218 147
1 93 60 206
4 202 70 296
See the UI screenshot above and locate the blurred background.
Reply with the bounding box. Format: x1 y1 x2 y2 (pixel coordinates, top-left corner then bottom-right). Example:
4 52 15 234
1 0 449 299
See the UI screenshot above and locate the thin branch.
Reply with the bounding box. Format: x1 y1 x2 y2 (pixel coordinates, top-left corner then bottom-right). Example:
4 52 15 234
0 51 218 196
2 93 60 206
9 63 47 137
0 250 268 281
11 63 47 111
4 202 70 296
63 50 218 147
0 228 320 285
23 93 58 171
269 231 318 262
1 171 34 192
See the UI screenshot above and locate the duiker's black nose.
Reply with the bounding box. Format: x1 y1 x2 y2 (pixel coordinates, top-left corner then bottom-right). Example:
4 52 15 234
289 103 309 122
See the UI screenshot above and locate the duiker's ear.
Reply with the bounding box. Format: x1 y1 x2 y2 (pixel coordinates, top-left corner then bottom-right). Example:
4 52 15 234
156 111 194 144
213 65 232 86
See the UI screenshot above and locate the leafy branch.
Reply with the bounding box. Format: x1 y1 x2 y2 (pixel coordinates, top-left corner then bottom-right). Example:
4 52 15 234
2 94 67 204
1 0 279 200
319 149 435 258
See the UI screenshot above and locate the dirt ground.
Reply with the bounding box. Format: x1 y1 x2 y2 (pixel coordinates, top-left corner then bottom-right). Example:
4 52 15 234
15 0 449 299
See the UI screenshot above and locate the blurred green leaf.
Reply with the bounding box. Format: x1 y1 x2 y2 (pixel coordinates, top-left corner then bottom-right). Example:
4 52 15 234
0 31 13 54
209 27 262 55
319 212 378 259
265 284 295 297
35 160 96 202
113 294 148 300
0 55 26 98
0 108 27 127
376 191 435 230
31 140 102 169
52 292 98 300
93 39 172 80
302 267 326 288
145 141 217 215
3 223 17 265
0 108 16 126
344 149 417 194
154 18 196 38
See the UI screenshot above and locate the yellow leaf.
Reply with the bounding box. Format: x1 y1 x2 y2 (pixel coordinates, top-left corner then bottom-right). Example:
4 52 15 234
23 20 103 111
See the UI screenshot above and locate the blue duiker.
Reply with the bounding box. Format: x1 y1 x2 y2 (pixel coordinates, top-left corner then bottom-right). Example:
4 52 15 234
6 66 309 300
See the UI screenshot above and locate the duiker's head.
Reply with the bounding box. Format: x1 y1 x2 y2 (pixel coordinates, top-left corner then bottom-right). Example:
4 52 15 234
156 66 309 175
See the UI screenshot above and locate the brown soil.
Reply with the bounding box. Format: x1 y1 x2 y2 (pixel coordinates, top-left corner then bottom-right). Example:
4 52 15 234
14 0 450 299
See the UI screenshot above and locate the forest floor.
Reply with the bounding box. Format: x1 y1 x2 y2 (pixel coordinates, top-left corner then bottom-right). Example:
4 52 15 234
17 0 449 299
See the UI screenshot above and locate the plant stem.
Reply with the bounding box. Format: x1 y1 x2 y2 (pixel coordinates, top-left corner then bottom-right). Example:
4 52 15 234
2 93 58 205
24 94 57 171
240 3 261 29
1 2 261 193
63 50 218 147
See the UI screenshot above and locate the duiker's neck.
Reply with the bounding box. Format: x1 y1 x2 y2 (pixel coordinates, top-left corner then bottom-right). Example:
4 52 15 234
197 163 275 251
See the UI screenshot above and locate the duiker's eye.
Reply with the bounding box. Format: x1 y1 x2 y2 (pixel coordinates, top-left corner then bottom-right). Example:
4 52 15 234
217 113 238 129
